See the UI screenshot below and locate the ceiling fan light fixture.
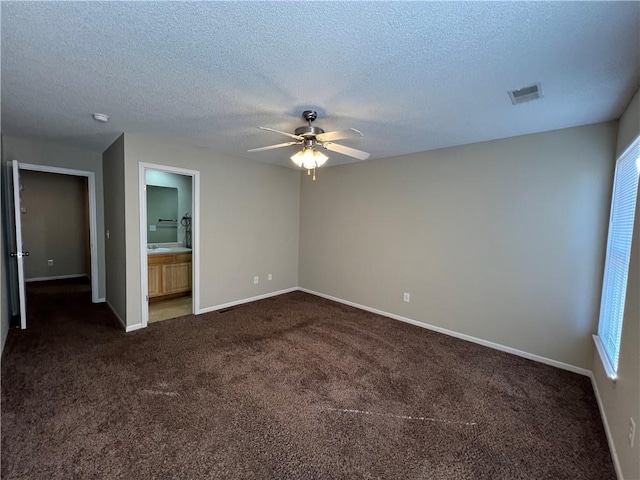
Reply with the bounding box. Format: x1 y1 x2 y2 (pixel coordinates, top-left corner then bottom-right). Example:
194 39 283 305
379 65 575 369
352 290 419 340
313 150 328 167
290 148 328 170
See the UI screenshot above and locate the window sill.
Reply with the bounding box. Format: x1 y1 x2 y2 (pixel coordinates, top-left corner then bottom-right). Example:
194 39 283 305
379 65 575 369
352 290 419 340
593 335 618 382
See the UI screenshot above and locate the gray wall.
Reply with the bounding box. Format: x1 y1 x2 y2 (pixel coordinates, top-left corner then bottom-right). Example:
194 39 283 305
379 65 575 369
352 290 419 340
0 211 7 354
592 88 640 480
102 135 127 323
1 136 106 299
122 134 300 328
0 155 8 354
21 170 90 280
299 122 617 370
145 170 192 246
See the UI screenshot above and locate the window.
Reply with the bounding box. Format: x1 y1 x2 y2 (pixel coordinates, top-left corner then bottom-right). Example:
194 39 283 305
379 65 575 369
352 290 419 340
594 136 640 379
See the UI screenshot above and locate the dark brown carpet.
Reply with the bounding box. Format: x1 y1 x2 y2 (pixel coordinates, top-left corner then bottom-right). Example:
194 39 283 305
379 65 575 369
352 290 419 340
1 279 614 479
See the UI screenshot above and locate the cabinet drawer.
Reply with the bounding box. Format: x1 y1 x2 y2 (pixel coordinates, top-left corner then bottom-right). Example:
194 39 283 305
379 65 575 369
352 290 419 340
148 254 174 266
175 253 192 263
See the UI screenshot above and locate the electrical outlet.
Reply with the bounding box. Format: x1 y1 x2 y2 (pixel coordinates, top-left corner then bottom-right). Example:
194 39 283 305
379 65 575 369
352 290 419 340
254 276 259 285
149 225 157 232
403 292 410 303
630 418 636 448
47 259 54 267
268 273 273 281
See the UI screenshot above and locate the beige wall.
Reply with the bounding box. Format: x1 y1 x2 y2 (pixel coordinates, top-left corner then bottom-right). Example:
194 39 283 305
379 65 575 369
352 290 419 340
592 88 640 480
299 122 617 370
102 135 127 322
1 136 106 299
121 134 300 327
20 170 90 280
616 89 640 158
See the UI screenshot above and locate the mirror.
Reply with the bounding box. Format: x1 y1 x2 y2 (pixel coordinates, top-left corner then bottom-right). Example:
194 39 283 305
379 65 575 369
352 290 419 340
147 185 178 243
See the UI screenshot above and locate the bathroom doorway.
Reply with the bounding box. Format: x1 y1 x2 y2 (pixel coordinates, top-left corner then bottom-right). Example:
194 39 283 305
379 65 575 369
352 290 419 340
139 163 199 327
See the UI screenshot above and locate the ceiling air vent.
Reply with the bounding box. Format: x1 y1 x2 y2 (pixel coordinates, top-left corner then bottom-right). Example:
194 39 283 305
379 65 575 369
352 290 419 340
508 83 543 105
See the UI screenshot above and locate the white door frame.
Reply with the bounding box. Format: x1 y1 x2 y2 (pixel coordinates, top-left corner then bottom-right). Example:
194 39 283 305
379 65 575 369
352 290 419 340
139 163 200 328
12 160 27 328
17 162 100 304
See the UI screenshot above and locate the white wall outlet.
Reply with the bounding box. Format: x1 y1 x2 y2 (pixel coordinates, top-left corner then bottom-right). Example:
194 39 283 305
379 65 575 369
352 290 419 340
47 259 54 267
630 417 636 448
149 225 157 232
106 229 110 239
268 273 273 281
403 292 410 303
254 276 259 284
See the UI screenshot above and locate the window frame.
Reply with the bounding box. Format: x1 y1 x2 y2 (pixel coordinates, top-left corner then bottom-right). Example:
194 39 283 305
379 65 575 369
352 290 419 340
593 135 640 380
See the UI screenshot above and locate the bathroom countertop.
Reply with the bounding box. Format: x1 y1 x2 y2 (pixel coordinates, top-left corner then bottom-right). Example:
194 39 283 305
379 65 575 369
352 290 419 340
147 247 192 254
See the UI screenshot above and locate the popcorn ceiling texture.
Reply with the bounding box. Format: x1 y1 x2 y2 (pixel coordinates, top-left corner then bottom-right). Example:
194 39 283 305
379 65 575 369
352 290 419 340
1 2 638 167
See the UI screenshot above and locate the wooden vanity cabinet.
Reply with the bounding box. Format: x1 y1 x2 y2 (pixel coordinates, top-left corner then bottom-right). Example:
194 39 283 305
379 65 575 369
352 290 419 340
147 252 192 301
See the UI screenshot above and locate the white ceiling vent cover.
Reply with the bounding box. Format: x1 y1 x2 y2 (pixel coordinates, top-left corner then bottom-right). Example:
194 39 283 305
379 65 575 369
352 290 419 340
508 83 543 105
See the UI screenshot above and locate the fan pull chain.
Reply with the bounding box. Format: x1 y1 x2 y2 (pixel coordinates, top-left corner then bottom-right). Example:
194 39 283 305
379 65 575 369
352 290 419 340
306 166 317 180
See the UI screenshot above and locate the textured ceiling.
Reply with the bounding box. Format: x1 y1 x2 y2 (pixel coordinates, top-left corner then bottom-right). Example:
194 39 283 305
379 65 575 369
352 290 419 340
2 2 639 168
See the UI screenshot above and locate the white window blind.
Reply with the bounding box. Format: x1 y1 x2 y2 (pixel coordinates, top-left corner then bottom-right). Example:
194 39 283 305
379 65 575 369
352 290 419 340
596 136 640 378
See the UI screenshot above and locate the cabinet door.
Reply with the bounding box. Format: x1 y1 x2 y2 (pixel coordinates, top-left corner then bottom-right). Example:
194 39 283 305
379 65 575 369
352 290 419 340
162 263 191 294
148 265 162 297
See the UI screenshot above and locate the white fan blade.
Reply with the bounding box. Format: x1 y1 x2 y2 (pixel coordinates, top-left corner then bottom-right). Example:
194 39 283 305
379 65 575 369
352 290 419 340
316 128 363 142
248 141 301 153
323 143 370 160
259 127 303 141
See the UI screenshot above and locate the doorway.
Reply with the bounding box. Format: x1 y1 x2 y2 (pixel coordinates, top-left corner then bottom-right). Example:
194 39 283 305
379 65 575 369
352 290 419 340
5 161 100 330
19 164 99 303
139 163 199 328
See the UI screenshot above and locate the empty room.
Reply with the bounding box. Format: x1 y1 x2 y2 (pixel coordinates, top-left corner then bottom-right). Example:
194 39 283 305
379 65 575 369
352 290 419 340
1 2 638 479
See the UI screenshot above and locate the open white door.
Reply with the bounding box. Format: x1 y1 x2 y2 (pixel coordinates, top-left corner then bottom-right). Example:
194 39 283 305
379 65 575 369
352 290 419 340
11 160 28 329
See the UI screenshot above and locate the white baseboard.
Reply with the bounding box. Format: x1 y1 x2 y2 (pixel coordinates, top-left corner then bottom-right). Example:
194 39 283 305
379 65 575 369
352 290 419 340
105 300 126 331
590 373 623 480
298 288 591 377
106 300 144 332
197 287 298 315
26 274 88 282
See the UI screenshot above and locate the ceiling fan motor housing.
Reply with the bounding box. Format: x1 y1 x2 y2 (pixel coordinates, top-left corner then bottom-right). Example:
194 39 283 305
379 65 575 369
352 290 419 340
295 125 325 137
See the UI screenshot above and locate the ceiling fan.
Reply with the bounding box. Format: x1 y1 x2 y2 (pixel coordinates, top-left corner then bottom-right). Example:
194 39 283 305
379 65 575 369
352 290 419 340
248 110 370 178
